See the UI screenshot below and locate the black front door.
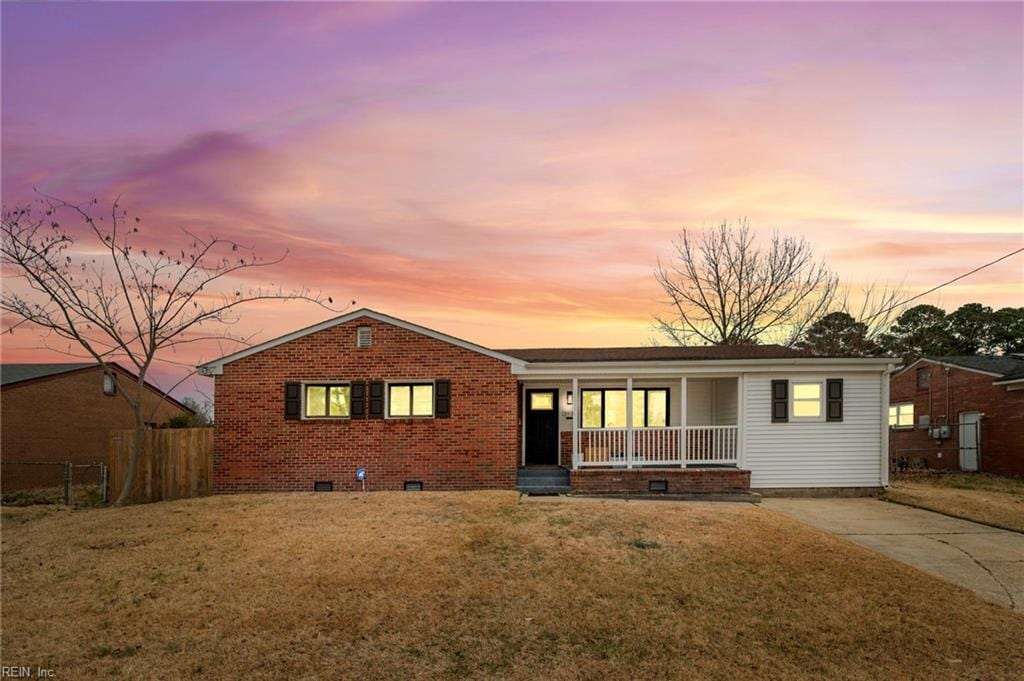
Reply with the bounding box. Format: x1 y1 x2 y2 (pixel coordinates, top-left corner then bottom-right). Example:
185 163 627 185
525 389 559 466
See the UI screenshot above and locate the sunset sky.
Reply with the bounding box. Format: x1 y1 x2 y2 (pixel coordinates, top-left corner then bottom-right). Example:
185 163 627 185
2 2 1022 397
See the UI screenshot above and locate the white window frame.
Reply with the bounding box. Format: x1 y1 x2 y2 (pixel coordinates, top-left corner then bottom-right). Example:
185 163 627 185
790 380 825 422
579 388 669 429
103 373 117 396
301 382 352 420
385 380 436 419
889 402 914 430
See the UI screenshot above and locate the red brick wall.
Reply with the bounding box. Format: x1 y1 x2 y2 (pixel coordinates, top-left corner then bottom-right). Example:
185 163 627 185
889 361 1024 476
1 366 188 490
560 431 572 468
213 316 519 492
570 468 750 494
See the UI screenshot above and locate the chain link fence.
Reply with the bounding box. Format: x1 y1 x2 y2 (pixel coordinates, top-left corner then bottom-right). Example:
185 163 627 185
1 461 108 506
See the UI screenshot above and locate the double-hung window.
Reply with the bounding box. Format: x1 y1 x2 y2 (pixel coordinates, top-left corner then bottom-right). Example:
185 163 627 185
889 402 914 429
388 383 434 418
790 381 824 421
581 388 668 428
304 384 351 418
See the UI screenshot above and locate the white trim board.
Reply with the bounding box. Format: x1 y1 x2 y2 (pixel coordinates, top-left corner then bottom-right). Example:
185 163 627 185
197 309 526 375
515 359 892 378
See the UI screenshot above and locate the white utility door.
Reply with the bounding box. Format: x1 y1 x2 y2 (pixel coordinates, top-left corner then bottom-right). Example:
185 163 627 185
958 411 981 471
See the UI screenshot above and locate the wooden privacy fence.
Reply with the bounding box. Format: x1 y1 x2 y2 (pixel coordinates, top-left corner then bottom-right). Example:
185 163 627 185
109 428 214 504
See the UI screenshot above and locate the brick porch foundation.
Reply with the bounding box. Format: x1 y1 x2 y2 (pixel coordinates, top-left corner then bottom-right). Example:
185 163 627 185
569 468 750 494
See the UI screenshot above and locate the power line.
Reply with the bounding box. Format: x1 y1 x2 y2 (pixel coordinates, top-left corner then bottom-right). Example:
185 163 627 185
877 246 1024 315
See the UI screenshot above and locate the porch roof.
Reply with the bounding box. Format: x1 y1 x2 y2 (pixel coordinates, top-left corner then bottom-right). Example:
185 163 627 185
499 344 817 363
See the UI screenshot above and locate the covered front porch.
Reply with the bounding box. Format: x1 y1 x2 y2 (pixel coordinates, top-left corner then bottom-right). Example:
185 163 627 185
521 376 744 471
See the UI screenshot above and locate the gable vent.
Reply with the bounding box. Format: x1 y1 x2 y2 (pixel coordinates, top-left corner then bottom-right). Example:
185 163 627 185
356 326 372 348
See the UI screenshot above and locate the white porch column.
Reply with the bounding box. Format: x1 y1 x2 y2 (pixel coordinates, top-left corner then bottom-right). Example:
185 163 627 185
737 374 745 468
626 377 634 468
880 366 891 487
679 377 688 465
571 377 579 469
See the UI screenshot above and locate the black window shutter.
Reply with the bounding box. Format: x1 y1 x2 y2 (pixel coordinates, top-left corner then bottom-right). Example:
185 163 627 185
771 380 788 423
826 378 843 422
435 380 451 418
351 381 366 418
368 381 385 418
285 382 301 420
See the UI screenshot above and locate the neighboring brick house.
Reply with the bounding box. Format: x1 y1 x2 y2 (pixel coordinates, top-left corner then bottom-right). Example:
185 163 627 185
200 309 894 495
889 356 1024 476
0 363 192 490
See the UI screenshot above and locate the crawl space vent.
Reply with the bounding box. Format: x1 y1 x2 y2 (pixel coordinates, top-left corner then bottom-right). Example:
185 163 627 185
313 481 334 492
648 480 669 493
404 481 423 491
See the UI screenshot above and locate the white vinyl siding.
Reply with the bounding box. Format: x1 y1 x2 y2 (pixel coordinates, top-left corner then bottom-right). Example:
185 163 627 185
688 378 737 425
713 378 738 424
743 373 883 488
686 379 714 424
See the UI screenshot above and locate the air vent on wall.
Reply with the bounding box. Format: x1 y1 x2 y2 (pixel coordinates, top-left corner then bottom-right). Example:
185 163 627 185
404 481 423 491
648 480 668 493
356 326 372 348
314 481 334 492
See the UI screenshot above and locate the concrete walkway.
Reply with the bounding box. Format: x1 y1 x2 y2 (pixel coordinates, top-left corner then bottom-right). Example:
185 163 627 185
764 498 1024 612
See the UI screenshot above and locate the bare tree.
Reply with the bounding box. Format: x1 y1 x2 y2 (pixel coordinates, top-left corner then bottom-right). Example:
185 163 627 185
831 279 907 343
2 195 346 504
654 220 838 346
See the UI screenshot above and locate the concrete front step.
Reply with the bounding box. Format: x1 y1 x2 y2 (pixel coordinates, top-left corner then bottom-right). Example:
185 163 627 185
517 467 569 477
516 483 573 493
517 467 570 495
517 475 569 484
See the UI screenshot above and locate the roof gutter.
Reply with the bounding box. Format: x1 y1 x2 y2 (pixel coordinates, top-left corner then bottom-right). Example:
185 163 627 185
513 356 894 377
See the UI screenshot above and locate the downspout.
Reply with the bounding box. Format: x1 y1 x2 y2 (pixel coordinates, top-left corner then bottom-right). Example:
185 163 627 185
945 367 952 427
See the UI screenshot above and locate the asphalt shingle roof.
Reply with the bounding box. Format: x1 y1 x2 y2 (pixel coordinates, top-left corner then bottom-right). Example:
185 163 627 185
0 363 96 387
924 355 1024 380
497 344 819 363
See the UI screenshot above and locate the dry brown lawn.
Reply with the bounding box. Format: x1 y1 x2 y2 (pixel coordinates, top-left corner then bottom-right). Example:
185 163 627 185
886 472 1024 532
2 492 1022 680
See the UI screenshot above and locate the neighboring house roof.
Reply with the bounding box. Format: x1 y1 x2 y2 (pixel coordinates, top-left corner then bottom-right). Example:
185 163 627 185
0 362 194 414
992 361 1024 385
895 355 1024 387
497 345 818 363
925 355 1024 377
1 363 95 386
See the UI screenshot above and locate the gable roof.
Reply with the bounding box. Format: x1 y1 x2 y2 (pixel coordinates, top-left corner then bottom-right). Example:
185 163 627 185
497 344 818 363
992 358 1024 385
198 308 894 375
895 355 1024 387
197 308 526 374
1 363 95 386
926 355 1024 377
1 362 194 414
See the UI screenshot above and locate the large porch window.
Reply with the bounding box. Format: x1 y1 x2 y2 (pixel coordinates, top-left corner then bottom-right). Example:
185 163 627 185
581 389 668 428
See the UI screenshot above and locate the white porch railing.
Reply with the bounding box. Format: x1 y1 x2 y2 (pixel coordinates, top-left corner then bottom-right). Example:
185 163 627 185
577 425 738 467
685 425 739 465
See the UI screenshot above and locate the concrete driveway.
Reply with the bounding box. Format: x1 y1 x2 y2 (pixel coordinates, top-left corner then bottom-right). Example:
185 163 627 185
764 498 1024 612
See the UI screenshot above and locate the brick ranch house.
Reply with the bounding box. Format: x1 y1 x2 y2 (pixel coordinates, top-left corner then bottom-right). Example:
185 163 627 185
199 309 894 495
0 363 192 490
889 355 1024 476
